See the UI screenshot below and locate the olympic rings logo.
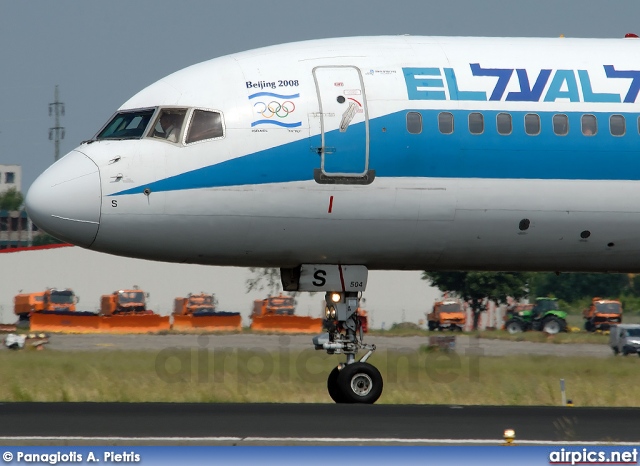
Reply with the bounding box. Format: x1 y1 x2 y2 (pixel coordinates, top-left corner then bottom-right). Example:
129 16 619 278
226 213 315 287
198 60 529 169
254 100 296 118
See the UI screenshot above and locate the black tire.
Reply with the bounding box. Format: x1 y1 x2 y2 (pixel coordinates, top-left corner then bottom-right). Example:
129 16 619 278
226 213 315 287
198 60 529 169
327 366 348 403
584 321 593 332
428 321 438 331
542 316 564 334
613 346 619 355
337 362 383 404
505 319 523 334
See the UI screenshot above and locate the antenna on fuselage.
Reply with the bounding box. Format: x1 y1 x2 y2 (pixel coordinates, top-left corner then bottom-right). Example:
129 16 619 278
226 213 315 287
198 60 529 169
48 85 65 162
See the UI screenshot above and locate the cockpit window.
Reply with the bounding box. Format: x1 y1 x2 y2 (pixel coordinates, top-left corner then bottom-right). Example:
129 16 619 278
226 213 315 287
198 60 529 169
186 109 224 144
149 108 188 143
96 109 155 140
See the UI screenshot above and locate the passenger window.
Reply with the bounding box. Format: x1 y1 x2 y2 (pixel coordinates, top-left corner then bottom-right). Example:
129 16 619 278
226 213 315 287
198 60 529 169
438 112 454 134
497 113 512 135
553 114 569 136
525 113 540 136
468 112 484 135
186 109 224 144
581 114 597 136
610 114 626 137
406 112 422 134
150 108 188 143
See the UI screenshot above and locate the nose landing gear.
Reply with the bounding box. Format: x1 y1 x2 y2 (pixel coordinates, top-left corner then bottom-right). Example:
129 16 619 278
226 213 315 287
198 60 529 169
314 291 383 404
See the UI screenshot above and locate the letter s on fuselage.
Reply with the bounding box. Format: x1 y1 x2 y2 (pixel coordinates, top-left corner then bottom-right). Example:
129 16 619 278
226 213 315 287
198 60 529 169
25 36 640 272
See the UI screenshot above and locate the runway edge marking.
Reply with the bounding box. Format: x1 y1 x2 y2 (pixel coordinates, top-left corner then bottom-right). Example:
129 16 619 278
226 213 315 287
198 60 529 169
0 436 638 446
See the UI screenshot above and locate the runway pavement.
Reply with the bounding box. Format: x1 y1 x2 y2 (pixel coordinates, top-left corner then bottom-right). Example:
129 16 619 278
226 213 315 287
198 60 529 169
0 403 637 446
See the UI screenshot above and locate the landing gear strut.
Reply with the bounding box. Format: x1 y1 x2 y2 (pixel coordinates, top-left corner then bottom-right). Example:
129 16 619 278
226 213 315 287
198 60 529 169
313 291 383 404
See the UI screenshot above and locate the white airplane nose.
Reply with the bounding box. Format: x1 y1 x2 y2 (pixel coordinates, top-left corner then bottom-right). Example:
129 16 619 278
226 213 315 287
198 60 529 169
25 150 101 248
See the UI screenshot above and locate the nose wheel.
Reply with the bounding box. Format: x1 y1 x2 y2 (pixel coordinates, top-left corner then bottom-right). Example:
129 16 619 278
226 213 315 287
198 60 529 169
315 291 384 404
328 362 383 404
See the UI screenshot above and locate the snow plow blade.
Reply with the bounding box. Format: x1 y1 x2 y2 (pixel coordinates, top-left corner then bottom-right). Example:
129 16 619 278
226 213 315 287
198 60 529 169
172 313 242 332
30 313 170 334
250 315 323 334
100 315 171 334
30 313 102 334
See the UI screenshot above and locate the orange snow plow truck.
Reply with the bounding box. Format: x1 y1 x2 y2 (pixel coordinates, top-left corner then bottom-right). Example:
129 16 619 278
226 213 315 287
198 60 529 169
250 294 323 333
583 297 623 332
172 293 242 331
14 288 78 322
17 288 103 333
428 298 466 331
99 288 170 333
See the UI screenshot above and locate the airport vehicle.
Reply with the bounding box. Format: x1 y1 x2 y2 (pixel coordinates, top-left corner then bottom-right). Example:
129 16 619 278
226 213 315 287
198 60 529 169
14 288 78 322
427 299 466 331
609 324 640 356
15 288 102 333
172 293 241 331
504 298 567 334
99 288 170 333
25 35 640 403
251 294 322 333
173 293 217 316
101 288 150 315
583 297 623 331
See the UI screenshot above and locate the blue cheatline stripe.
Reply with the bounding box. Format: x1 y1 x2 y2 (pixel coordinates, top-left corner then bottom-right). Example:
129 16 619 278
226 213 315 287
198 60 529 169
248 92 300 99
110 135 319 196
110 108 640 196
251 120 302 128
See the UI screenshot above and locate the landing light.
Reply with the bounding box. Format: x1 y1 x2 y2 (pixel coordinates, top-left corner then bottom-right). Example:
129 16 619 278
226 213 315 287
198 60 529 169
331 293 342 303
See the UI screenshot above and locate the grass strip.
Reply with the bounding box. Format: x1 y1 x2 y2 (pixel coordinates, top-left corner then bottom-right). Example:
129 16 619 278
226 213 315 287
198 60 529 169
0 348 636 405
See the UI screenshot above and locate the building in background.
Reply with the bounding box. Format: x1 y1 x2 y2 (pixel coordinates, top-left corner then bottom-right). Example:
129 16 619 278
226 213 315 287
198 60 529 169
0 164 45 249
0 210 40 249
0 164 21 194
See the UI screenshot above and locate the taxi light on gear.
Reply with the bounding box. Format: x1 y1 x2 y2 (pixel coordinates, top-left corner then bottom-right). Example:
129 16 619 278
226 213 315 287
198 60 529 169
331 292 342 303
325 306 338 319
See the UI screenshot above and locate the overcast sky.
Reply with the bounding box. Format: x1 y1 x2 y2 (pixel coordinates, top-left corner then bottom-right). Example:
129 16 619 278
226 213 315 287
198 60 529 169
2 0 640 190
1 1 639 326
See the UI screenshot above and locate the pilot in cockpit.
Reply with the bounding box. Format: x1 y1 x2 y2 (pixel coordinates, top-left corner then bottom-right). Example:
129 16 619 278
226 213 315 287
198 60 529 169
152 110 185 143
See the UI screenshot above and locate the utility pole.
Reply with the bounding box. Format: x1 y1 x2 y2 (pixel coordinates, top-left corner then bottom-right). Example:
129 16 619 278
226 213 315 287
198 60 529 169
48 85 65 162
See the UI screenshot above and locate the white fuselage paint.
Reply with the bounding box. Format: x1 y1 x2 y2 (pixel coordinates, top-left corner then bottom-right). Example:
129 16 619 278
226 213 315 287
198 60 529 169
25 36 640 272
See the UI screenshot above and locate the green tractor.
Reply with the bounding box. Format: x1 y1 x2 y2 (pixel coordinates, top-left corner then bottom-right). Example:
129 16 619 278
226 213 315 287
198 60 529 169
504 298 568 335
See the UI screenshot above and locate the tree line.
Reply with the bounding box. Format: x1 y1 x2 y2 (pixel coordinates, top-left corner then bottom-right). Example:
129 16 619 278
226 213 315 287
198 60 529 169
423 271 640 324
